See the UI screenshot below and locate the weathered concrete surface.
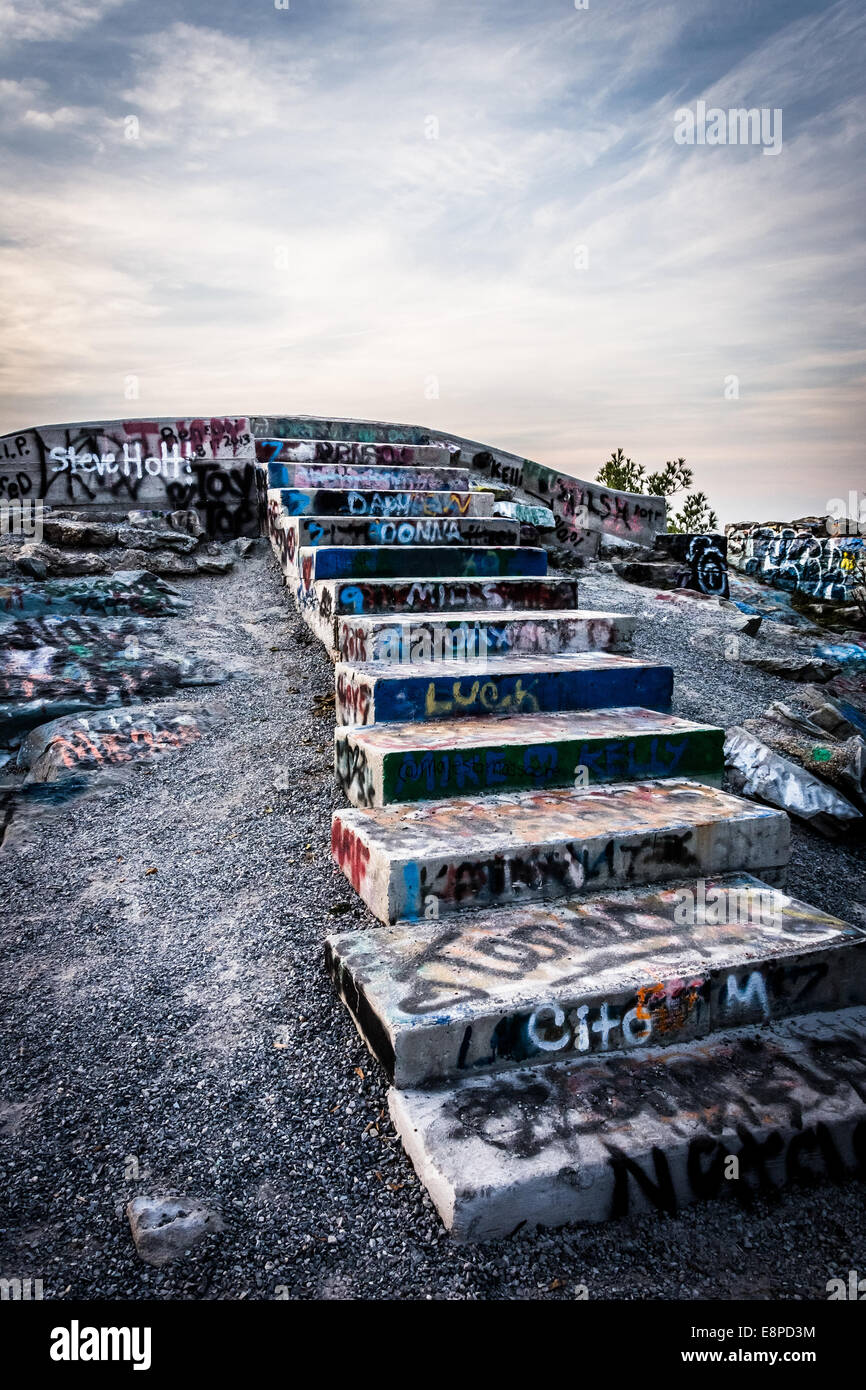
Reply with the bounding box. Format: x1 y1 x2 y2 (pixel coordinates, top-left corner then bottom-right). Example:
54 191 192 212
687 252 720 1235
0 417 258 535
266 461 471 492
326 875 866 1086
388 1006 866 1239
330 780 790 923
335 707 724 805
279 513 521 551
336 610 636 665
334 653 674 726
294 545 548 588
256 438 450 466
275 487 494 518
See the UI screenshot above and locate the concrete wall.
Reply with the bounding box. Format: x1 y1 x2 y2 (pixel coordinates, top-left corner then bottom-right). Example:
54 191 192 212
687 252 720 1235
1 410 667 551
0 417 257 537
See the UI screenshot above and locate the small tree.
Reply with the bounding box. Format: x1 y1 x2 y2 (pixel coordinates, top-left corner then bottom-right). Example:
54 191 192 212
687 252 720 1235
595 450 718 533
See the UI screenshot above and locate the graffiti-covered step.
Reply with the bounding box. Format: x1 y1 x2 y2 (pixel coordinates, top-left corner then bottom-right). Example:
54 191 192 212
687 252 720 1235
326 577 581 615
330 780 790 923
274 488 494 518
296 546 548 588
306 577 580 648
326 875 866 1086
256 438 452 467
280 514 521 550
334 707 724 806
336 610 636 664
335 652 672 726
388 1006 866 1240
265 461 471 492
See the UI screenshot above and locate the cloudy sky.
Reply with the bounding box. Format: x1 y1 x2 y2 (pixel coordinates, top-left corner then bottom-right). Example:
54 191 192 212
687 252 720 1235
0 0 863 521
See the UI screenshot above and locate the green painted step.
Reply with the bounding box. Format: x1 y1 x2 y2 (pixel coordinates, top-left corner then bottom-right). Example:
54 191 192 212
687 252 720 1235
335 707 724 806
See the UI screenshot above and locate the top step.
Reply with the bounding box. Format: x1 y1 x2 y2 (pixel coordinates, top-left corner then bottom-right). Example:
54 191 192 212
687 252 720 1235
267 461 472 492
257 439 453 467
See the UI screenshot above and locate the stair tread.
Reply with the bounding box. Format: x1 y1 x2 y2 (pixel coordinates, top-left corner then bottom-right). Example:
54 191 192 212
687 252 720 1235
334 779 782 853
388 1005 866 1238
326 874 866 1086
338 652 665 678
339 706 720 750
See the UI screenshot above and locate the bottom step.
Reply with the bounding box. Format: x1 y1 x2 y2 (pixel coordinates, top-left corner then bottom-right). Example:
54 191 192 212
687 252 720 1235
390 1006 866 1240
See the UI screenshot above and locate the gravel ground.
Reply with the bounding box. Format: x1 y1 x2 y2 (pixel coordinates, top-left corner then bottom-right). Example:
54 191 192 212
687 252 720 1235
1 547 864 1301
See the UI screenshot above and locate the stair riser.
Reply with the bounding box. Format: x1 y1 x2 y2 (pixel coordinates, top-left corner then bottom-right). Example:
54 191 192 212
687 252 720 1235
257 440 451 467
267 463 470 491
336 614 636 665
328 935 866 1087
325 577 580 617
297 547 548 587
335 727 725 806
388 1008 866 1239
275 488 494 518
281 515 520 550
331 801 790 924
334 662 673 726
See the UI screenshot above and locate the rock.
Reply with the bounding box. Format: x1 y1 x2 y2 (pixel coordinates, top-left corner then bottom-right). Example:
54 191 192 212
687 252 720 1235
168 509 205 537
724 725 863 837
195 552 235 574
127 1195 223 1267
743 654 839 682
115 525 198 554
41 518 119 548
17 702 219 783
730 614 762 636
119 548 199 576
14 543 108 578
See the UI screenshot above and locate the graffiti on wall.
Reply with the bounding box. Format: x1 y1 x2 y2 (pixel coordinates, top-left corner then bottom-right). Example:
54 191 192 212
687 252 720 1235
0 419 257 536
727 525 864 602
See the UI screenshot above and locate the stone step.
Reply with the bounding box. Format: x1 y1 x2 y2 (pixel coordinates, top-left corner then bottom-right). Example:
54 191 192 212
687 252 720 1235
304 576 582 655
336 610 636 665
335 652 673 726
256 439 452 467
280 514 520 550
295 546 548 591
330 780 790 923
266 461 471 492
275 487 494 518
334 707 725 806
326 874 866 1087
388 1005 866 1239
326 872 866 1089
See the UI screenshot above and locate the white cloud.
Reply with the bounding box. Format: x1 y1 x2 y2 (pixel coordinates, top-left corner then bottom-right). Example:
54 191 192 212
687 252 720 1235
0 1 863 522
0 0 128 46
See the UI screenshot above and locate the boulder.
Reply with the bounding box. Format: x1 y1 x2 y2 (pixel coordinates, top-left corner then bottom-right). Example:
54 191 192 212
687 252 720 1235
724 725 862 837
127 1196 223 1268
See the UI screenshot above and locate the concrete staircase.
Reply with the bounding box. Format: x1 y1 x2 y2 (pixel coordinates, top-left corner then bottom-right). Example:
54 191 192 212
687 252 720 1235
264 438 866 1240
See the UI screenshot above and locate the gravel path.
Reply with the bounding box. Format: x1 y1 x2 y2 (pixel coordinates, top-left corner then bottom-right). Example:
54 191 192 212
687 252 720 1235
1 549 864 1301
